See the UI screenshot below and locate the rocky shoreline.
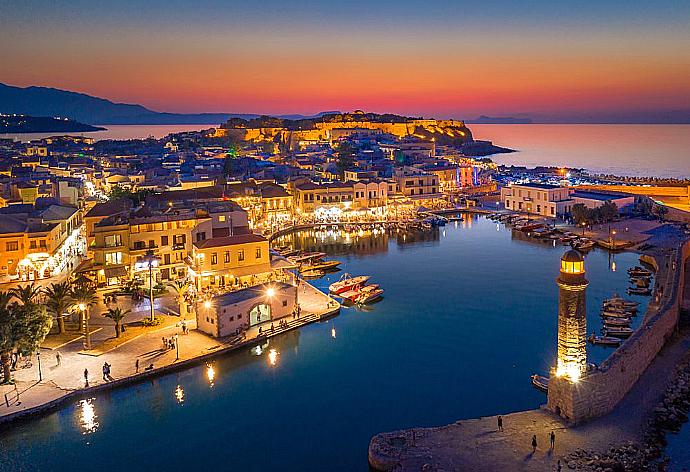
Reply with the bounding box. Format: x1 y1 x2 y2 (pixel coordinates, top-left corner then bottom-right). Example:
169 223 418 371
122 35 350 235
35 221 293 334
561 346 690 471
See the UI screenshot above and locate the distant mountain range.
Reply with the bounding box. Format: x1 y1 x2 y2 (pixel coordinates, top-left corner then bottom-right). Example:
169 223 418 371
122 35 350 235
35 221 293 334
0 83 337 125
466 115 533 124
2 82 690 125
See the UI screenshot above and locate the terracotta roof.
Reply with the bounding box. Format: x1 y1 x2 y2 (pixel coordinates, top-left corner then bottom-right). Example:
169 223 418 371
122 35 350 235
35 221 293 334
194 233 266 249
84 198 132 218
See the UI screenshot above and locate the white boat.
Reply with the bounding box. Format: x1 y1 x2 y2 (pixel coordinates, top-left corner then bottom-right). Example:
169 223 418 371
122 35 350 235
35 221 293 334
288 252 327 264
531 374 549 392
356 285 384 304
329 274 371 294
300 259 341 272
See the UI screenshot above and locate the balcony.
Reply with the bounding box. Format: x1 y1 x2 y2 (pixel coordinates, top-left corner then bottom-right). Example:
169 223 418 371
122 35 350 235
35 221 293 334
130 244 158 254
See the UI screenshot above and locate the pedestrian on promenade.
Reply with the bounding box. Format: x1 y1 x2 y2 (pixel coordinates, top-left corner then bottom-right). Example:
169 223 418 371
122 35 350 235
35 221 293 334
557 459 562 471
102 363 109 381
531 435 537 453
55 351 61 366
162 337 166 349
135 358 140 373
497 415 503 431
84 368 89 387
550 431 555 449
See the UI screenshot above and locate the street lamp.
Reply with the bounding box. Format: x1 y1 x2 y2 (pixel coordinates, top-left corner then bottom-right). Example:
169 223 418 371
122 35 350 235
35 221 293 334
78 302 91 350
36 350 42 382
142 250 159 322
174 334 179 361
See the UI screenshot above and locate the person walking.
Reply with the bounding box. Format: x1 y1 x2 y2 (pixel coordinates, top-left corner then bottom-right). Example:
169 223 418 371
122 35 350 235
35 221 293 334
135 358 140 373
557 459 562 471
102 363 109 381
55 351 61 366
531 435 537 453
550 431 555 449
84 368 89 387
497 415 503 431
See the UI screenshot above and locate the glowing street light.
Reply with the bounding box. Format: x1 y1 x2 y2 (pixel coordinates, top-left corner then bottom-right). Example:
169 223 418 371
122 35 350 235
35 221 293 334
266 287 275 298
203 300 212 310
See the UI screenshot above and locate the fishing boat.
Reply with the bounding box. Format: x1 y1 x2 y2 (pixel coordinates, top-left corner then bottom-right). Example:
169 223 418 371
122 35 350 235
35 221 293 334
601 310 636 319
356 285 384 304
531 374 549 392
301 269 325 279
627 287 652 296
604 296 639 308
603 317 632 327
589 334 622 347
288 252 327 264
517 223 543 232
329 273 371 294
628 266 653 277
603 326 634 338
300 259 341 273
572 239 595 251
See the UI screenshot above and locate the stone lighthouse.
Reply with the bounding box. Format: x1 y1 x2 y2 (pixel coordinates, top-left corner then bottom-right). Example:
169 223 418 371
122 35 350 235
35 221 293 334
547 249 589 420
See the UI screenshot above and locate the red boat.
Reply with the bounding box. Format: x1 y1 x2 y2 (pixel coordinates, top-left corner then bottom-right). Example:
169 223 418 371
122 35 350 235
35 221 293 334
329 273 371 295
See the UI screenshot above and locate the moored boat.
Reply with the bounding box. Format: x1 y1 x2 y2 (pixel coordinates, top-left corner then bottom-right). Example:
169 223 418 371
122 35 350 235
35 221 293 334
589 334 622 347
329 274 371 294
300 259 341 272
603 326 634 338
627 287 652 296
531 374 549 392
355 285 384 304
603 317 632 327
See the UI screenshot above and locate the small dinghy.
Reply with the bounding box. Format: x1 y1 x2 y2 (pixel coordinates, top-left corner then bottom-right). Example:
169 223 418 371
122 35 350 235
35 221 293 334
531 374 549 392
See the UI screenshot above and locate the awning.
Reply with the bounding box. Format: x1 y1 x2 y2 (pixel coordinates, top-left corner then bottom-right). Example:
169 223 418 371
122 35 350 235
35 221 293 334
74 258 97 274
104 266 127 278
271 257 298 270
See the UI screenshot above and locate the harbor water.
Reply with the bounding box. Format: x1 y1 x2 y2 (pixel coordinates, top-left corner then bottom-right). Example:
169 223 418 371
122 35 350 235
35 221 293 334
0 215 651 471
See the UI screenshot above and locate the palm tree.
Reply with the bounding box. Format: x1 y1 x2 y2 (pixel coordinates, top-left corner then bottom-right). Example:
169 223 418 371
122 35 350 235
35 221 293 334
10 283 42 306
70 285 99 350
168 279 191 319
43 281 73 335
103 307 131 338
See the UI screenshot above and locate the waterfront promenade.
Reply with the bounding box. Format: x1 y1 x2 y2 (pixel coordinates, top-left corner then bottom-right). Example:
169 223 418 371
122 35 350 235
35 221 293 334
0 281 338 424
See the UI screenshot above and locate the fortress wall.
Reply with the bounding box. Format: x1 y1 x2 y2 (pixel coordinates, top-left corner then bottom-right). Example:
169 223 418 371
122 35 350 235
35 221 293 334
548 241 690 423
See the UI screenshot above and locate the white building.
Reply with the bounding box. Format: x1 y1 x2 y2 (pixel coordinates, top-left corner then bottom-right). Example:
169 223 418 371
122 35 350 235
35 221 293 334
501 183 635 217
197 282 296 337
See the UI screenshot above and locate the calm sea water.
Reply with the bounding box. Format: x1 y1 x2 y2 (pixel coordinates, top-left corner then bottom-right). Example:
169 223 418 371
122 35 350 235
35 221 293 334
3 123 690 178
0 216 649 472
471 124 690 179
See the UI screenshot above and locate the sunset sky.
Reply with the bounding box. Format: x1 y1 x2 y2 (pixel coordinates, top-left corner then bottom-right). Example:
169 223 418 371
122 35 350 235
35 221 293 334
2 0 690 120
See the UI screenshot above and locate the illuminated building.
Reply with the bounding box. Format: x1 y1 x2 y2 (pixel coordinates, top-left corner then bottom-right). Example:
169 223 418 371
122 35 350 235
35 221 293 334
197 282 296 337
188 233 271 290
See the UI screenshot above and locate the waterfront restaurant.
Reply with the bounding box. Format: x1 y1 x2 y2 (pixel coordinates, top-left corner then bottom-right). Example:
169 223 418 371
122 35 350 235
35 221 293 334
197 282 296 337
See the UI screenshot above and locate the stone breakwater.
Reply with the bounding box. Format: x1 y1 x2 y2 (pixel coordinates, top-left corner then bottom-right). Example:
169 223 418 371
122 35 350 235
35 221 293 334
561 353 690 471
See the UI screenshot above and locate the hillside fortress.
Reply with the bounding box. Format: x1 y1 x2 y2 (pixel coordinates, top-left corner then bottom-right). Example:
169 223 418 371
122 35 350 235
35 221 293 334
210 111 473 150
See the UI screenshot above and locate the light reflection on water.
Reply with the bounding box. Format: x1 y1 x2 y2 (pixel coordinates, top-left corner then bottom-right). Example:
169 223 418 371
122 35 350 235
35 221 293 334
78 399 98 435
0 215 655 471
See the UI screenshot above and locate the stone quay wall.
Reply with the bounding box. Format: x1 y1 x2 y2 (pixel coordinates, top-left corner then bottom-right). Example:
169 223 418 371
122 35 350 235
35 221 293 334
548 241 690 423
